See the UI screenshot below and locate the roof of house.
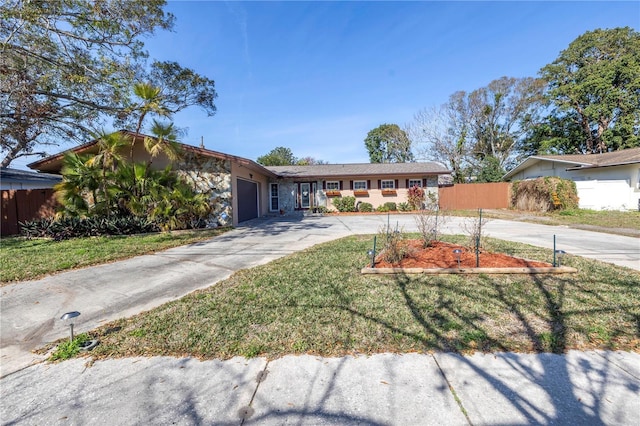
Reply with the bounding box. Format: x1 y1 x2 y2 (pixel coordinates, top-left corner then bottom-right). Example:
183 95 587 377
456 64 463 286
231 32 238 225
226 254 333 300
27 130 452 180
266 162 450 179
1 167 62 184
27 130 278 178
503 147 640 180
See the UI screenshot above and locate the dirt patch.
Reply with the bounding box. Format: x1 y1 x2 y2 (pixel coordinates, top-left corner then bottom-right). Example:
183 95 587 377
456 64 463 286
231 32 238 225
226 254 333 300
374 240 552 269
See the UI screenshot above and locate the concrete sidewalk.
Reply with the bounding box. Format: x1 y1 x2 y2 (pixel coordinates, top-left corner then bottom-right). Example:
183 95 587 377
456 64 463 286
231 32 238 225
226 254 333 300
1 351 639 425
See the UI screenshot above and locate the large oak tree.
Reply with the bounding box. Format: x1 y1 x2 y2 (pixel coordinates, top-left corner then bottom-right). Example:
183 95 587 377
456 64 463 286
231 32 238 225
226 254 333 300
364 123 414 163
538 27 640 154
0 0 217 167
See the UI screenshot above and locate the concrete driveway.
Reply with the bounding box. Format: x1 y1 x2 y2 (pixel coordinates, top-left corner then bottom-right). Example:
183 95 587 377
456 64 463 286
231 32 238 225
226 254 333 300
2 214 639 377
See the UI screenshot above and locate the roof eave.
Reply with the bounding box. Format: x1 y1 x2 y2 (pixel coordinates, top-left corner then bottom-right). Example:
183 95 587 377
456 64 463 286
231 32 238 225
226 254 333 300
566 160 640 171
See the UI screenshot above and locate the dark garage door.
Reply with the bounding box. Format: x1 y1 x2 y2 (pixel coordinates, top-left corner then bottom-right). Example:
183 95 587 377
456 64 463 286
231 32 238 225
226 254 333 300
237 179 258 222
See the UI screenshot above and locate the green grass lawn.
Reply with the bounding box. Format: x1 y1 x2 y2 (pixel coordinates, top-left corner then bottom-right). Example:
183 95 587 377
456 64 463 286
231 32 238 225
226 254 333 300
76 234 639 360
0 228 231 283
462 209 640 233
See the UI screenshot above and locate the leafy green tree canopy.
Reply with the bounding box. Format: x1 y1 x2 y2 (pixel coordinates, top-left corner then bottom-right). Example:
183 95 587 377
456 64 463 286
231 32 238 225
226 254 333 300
539 27 640 153
256 147 297 166
476 155 505 183
0 0 217 167
364 124 414 163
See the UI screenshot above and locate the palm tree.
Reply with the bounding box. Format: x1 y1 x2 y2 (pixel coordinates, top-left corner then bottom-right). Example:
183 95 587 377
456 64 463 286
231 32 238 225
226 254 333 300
55 153 101 217
87 131 130 213
145 119 182 161
133 82 171 134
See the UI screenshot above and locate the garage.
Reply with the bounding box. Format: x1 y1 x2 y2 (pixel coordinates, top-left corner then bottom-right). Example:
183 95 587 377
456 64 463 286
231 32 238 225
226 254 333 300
237 178 259 222
575 179 631 210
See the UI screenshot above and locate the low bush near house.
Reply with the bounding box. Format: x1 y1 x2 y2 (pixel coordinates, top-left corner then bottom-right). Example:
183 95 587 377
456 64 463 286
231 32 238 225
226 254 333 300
407 185 425 210
384 201 398 212
511 177 579 212
332 196 357 212
397 202 412 212
20 216 159 240
377 203 396 212
358 202 373 212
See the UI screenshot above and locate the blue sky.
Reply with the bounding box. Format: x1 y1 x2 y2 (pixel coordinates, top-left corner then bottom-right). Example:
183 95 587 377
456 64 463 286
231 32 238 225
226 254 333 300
14 1 638 170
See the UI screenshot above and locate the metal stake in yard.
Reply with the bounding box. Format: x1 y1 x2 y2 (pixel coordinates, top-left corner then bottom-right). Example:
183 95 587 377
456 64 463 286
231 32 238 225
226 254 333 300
553 235 557 267
368 236 377 268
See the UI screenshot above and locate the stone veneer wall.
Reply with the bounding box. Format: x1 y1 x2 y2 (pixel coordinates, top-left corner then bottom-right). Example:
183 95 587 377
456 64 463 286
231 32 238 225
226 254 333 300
425 176 438 201
176 152 233 227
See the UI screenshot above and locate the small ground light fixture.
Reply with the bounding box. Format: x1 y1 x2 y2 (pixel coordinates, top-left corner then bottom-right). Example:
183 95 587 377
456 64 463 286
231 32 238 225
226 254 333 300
453 249 462 268
555 250 566 267
60 311 80 342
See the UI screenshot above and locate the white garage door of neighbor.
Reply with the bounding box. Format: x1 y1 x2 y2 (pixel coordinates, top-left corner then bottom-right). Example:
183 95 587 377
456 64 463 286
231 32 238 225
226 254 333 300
575 180 630 210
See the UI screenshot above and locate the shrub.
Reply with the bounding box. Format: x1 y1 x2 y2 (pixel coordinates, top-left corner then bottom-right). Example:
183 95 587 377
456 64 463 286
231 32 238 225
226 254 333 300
377 224 407 264
376 202 397 212
511 177 579 212
397 202 412 212
332 196 357 212
414 205 449 248
358 202 373 212
20 216 159 240
315 205 329 214
407 185 425 210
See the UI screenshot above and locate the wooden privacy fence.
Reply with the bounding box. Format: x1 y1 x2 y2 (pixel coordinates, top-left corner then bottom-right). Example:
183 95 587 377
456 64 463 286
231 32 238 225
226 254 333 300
438 182 512 210
1 189 58 236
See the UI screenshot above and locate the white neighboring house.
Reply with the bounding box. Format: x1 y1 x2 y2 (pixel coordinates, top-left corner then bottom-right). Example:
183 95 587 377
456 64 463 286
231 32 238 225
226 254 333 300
503 147 640 211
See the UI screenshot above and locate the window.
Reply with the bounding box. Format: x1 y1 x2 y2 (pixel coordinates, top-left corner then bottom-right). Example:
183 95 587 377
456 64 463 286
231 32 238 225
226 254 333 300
354 180 367 190
326 181 340 190
409 179 422 188
381 180 395 189
269 183 279 211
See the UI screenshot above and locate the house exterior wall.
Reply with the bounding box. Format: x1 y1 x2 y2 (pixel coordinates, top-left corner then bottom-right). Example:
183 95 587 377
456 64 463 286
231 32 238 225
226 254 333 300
506 160 575 181
176 152 233 227
510 162 639 211
274 175 439 212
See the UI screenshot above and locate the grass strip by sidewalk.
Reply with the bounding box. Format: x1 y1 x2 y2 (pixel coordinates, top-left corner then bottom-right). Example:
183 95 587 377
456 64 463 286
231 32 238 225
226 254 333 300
77 234 640 360
451 209 640 234
0 228 231 284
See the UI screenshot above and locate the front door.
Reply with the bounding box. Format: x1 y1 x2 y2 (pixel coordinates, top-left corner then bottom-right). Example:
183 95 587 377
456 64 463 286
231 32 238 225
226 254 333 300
300 183 311 208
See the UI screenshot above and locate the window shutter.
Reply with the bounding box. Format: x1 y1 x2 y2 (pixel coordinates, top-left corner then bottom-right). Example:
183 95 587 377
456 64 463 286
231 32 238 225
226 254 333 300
423 178 427 187
322 180 326 190
339 181 343 190
367 180 370 189
350 180 353 190
377 180 381 189
395 179 399 189
405 179 409 188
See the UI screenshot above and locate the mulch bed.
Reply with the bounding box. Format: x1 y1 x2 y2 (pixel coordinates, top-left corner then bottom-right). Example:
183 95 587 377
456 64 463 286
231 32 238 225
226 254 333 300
374 240 552 269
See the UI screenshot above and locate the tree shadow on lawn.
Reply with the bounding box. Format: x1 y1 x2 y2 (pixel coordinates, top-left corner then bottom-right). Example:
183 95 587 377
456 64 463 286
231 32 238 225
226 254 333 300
385 268 640 425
